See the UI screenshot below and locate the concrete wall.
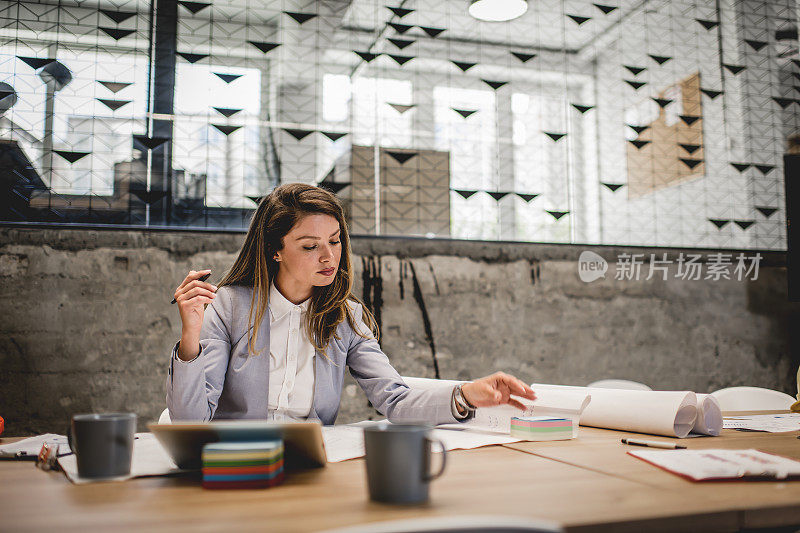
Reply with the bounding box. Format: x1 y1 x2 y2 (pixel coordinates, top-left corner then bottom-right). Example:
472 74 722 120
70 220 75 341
1 225 798 435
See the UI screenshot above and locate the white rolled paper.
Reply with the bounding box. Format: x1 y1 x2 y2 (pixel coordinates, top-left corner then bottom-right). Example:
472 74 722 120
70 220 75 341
693 393 723 436
532 384 698 438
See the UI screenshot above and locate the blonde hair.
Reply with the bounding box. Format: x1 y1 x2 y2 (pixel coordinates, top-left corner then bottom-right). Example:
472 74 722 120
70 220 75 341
218 183 379 356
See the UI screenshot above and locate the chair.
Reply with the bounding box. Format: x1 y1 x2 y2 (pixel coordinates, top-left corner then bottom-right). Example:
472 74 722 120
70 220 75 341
318 516 562 533
157 408 171 424
710 386 795 411
587 379 652 391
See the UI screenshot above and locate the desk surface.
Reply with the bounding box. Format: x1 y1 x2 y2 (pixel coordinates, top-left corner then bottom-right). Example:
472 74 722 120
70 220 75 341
2 417 800 532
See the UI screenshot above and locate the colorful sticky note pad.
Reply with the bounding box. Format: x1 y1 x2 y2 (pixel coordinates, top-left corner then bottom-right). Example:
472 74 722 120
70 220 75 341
202 440 284 489
510 416 575 441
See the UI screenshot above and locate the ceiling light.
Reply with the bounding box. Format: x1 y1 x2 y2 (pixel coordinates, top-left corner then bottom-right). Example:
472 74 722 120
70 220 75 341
469 0 528 22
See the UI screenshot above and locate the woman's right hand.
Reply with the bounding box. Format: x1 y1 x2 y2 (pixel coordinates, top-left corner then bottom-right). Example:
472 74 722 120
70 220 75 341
174 269 217 360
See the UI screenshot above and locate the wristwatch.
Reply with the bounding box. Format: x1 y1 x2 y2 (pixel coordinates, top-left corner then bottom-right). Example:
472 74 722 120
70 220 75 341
453 383 476 414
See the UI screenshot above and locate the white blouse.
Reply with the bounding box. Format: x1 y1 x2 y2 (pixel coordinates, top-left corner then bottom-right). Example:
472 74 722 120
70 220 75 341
267 282 316 421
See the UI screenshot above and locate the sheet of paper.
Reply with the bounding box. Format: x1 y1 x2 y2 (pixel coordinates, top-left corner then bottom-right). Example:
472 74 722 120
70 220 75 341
0 434 68 458
321 422 527 463
723 413 800 433
532 384 698 438
629 448 800 481
58 432 183 484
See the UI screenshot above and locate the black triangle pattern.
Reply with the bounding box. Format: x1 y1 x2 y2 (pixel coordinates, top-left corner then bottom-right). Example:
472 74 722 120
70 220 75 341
388 23 412 33
628 124 649 134
284 128 314 141
701 89 723 98
388 38 414 50
213 107 242 118
388 54 414 66
177 52 208 63
649 55 671 65
19 56 54 69
419 27 445 38
387 7 414 18
679 144 701 154
248 41 280 54
178 1 211 14
99 9 136 23
99 27 135 40
709 219 730 229
630 140 650 149
602 183 624 192
321 132 348 142
54 150 90 164
453 108 477 119
214 73 242 83
386 151 417 164
355 51 380 62
625 80 646 90
745 40 767 51
452 61 477 72
572 104 594 113
734 220 754 230
680 158 703 170
487 191 509 201
652 98 673 108
212 124 242 136
679 115 700 126
284 12 317 24
593 4 618 14
731 163 751 172
482 79 508 90
97 98 131 111
624 66 646 75
516 193 539 202
568 15 591 25
547 210 569 220
755 165 774 174
133 135 169 150
98 81 132 93
511 52 536 63
545 132 566 141
756 207 777 218
696 19 719 30
454 189 478 199
723 64 746 75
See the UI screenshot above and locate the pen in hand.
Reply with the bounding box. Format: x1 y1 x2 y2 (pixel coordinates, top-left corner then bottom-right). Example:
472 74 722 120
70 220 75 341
171 272 211 304
621 438 686 450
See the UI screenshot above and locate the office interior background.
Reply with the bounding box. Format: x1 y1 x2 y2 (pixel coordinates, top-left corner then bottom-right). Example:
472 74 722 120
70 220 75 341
1 0 799 434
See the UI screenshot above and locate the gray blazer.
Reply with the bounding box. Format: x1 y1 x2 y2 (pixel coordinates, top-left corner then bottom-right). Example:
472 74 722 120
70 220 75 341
166 285 459 426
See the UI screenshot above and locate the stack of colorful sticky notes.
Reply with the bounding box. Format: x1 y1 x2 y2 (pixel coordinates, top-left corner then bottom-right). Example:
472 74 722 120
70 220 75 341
201 440 284 489
510 416 575 441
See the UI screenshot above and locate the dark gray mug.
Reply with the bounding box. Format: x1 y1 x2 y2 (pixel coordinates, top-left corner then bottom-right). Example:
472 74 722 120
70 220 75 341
68 413 136 479
363 424 447 504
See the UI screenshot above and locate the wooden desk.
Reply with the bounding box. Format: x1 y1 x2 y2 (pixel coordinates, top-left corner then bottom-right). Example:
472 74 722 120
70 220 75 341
2 421 799 532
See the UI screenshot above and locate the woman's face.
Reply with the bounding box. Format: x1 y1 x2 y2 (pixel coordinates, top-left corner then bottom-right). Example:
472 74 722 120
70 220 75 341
274 213 342 288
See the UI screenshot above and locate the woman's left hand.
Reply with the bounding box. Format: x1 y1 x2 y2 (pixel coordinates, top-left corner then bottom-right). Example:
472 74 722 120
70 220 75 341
461 372 536 410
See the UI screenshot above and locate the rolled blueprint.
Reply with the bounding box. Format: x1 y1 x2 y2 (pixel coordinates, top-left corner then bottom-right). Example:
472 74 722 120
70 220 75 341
533 384 698 438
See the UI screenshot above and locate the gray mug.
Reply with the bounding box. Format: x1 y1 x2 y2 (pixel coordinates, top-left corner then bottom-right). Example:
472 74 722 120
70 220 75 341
68 413 136 479
363 424 447 504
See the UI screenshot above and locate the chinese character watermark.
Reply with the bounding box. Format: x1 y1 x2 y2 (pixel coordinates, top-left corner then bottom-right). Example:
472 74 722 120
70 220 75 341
578 251 762 282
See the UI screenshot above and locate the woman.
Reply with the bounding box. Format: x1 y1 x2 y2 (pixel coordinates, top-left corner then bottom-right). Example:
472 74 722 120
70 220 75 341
167 183 536 425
